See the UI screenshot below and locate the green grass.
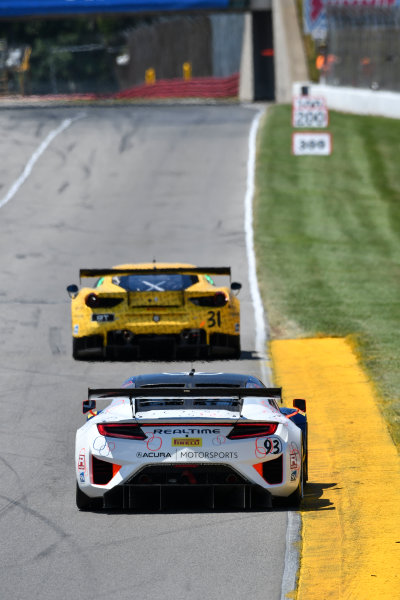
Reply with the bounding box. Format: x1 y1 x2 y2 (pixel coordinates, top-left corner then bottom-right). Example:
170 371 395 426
254 105 400 447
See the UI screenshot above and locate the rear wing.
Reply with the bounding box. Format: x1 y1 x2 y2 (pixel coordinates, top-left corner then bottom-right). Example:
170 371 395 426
88 387 282 400
80 267 231 279
86 386 282 416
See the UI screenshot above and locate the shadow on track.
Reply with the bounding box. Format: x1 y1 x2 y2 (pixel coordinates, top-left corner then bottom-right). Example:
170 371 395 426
300 482 337 512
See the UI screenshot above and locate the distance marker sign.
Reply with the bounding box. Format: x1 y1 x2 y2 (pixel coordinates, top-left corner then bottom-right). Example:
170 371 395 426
292 95 329 128
292 132 332 155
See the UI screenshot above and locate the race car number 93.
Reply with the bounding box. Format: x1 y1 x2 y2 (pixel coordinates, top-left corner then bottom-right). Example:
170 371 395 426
264 437 282 454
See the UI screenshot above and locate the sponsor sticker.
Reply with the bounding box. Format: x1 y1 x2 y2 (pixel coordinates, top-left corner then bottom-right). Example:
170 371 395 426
73 324 79 334
79 472 85 483
146 434 162 451
78 450 86 471
255 438 267 459
135 450 238 460
212 435 226 446
172 438 202 447
91 313 115 322
137 452 171 458
290 442 300 470
93 436 115 457
152 428 221 435
177 450 238 459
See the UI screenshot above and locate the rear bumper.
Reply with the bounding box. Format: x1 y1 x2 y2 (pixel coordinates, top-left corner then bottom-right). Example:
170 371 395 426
76 447 299 509
103 482 272 510
73 330 240 360
81 461 282 509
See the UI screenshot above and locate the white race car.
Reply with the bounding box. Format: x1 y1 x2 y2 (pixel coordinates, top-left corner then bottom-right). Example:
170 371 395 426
76 371 308 510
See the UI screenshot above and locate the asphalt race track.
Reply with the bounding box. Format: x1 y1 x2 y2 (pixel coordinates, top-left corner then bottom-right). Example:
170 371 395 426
0 105 289 600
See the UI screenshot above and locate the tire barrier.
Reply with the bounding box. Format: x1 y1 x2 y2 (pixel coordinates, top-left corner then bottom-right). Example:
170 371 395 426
114 73 239 99
2 73 240 102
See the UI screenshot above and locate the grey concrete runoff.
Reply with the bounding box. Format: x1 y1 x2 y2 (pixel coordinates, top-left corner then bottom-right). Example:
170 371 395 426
0 105 290 600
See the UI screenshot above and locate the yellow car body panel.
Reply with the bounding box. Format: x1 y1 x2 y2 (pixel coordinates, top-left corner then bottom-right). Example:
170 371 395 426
68 263 241 360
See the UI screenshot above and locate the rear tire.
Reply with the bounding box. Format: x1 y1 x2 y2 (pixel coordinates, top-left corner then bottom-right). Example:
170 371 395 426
273 467 303 508
76 483 100 511
72 337 105 361
273 446 304 509
229 337 241 359
286 464 304 507
303 439 308 483
231 345 241 360
72 338 82 360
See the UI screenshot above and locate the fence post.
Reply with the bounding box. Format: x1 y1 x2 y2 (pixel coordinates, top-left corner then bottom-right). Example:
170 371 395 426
183 62 192 81
145 68 156 84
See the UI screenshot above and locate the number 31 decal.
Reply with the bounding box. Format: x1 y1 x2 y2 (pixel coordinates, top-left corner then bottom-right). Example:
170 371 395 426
207 310 222 327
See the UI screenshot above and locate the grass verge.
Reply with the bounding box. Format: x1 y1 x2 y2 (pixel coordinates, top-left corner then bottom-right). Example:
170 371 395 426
254 105 400 447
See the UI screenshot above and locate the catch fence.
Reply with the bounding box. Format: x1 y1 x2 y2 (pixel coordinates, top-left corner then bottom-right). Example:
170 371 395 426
323 6 400 92
1 14 243 98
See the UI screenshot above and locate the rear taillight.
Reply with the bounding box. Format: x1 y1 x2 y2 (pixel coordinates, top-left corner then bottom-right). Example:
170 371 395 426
189 292 228 307
85 294 123 308
85 293 99 308
213 292 228 307
227 422 278 439
97 423 147 440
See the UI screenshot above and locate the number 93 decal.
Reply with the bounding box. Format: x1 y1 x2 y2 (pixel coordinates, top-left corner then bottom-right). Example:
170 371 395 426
255 436 282 458
264 437 282 455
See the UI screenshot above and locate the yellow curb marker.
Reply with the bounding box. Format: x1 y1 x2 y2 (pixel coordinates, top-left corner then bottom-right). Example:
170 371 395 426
271 337 400 600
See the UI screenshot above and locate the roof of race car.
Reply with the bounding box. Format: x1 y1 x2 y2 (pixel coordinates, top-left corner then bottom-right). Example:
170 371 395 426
121 371 265 389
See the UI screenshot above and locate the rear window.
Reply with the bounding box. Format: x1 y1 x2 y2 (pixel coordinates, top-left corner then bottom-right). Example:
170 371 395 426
112 274 198 292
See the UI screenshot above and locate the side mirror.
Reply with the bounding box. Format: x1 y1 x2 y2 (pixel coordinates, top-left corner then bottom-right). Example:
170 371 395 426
83 399 96 414
67 284 79 299
293 398 306 413
230 281 242 293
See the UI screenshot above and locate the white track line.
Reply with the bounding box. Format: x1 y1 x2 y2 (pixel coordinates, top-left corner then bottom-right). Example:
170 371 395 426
281 511 301 600
244 106 301 600
0 112 86 209
244 107 272 386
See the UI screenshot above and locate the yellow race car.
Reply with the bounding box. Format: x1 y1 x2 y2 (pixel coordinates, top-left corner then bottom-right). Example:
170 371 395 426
66 263 241 360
